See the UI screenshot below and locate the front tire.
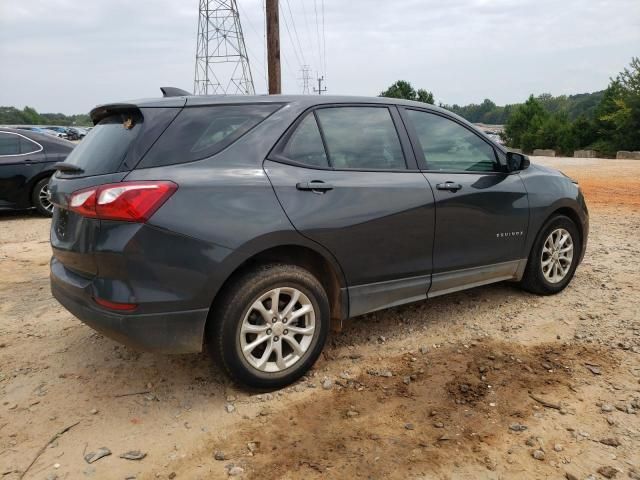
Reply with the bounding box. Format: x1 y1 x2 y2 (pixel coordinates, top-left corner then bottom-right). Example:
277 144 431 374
32 177 54 217
519 215 581 295
208 264 330 389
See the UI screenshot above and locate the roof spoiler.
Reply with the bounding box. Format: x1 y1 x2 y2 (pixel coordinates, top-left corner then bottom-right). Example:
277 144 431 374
160 87 191 97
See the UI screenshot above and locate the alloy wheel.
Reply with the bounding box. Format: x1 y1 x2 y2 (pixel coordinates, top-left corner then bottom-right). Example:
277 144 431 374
39 183 54 214
239 287 316 373
541 228 574 284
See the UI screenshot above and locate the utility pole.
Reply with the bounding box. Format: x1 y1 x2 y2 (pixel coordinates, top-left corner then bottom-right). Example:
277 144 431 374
313 75 327 95
266 0 281 94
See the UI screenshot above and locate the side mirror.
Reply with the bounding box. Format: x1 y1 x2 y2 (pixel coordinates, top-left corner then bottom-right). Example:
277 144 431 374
506 151 530 172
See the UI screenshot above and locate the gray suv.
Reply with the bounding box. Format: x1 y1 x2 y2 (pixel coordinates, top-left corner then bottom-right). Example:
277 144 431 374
49 90 588 389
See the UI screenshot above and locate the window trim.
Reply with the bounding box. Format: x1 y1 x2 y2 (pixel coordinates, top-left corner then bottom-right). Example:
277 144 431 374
399 107 508 175
0 131 43 157
268 103 418 173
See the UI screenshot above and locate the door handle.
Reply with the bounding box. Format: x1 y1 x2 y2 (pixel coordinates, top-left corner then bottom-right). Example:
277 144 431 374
296 180 333 192
436 182 462 192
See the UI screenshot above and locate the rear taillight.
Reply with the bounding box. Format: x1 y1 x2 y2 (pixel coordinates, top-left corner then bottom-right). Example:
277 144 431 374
68 181 177 222
94 296 138 311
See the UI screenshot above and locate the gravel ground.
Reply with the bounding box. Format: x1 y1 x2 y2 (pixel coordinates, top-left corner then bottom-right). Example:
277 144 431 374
0 157 639 480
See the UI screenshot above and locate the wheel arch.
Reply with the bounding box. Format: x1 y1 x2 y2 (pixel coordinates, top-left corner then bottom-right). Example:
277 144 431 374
527 202 587 266
28 169 55 207
205 241 348 344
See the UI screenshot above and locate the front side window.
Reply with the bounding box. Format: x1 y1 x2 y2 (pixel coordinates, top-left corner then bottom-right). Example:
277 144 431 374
405 109 497 172
140 104 281 168
281 113 328 168
0 133 20 155
315 107 406 170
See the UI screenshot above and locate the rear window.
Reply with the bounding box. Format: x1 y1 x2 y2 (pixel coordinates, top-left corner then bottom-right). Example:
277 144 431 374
61 112 143 176
138 104 280 168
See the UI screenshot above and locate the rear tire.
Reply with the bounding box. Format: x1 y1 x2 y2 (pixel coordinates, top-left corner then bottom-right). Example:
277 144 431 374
519 215 581 295
32 177 54 217
208 263 330 390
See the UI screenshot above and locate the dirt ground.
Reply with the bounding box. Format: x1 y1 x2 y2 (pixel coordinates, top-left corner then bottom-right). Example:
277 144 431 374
1 157 639 480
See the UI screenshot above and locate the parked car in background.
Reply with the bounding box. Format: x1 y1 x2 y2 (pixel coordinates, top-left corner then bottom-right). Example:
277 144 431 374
16 126 55 136
45 126 70 139
49 91 588 389
66 127 87 140
0 127 74 216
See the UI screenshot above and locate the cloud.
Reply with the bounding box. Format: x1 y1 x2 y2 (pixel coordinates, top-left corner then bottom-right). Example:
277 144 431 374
0 0 638 113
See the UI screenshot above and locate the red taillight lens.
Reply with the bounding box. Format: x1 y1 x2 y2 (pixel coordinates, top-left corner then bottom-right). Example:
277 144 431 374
94 296 138 311
68 181 177 222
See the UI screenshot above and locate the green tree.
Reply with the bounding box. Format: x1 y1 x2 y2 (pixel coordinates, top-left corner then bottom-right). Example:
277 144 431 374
502 95 548 152
594 57 640 154
380 80 434 104
21 106 41 124
416 89 434 105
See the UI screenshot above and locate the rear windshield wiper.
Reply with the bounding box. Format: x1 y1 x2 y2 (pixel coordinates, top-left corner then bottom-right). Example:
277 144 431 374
53 162 84 174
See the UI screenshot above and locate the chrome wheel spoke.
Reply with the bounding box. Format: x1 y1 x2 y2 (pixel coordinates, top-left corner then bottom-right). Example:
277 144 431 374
283 335 304 356
270 288 281 313
273 340 286 370
256 340 274 369
281 290 300 318
289 304 312 321
252 300 272 322
242 334 269 353
286 325 314 336
241 323 269 334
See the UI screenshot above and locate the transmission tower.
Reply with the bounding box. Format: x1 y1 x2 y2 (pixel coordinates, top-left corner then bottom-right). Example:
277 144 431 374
194 0 255 95
299 65 312 94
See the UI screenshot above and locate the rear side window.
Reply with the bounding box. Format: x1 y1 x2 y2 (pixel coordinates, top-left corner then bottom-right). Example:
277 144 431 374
0 133 20 155
281 113 328 168
61 112 143 176
315 107 406 170
20 137 41 154
139 104 280 168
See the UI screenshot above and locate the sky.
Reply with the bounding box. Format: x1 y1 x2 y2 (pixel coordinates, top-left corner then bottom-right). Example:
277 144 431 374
0 0 638 114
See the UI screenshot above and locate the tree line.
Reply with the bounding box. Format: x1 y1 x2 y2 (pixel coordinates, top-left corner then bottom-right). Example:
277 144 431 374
0 106 90 127
380 57 640 156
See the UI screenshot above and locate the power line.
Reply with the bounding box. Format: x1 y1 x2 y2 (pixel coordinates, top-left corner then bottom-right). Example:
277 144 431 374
321 0 327 79
313 0 323 78
284 0 307 66
299 0 316 64
279 1 304 70
236 0 267 90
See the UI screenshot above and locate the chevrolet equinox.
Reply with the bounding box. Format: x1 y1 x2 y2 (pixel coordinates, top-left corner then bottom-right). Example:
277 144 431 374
49 89 589 389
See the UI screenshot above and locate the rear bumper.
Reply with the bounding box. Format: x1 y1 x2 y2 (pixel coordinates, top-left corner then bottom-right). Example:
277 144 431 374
51 258 208 354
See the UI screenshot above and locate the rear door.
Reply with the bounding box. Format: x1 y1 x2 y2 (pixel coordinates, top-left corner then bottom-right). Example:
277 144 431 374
400 108 529 297
265 104 436 316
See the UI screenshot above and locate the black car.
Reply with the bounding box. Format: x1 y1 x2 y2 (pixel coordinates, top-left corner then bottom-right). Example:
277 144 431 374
49 91 589 389
0 128 74 216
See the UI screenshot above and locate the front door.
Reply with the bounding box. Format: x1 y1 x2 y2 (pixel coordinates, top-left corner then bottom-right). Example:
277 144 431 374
265 105 435 316
400 108 529 297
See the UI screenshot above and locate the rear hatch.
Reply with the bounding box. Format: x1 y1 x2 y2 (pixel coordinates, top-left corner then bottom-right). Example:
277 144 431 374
50 101 184 277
